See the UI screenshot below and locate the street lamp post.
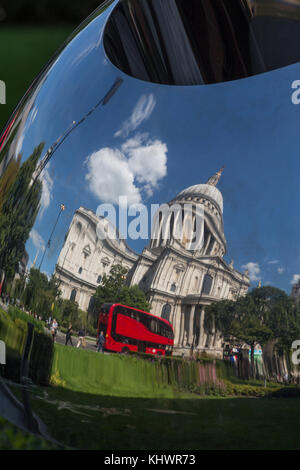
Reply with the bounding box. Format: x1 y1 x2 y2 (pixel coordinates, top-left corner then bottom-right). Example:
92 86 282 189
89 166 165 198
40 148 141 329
39 204 65 271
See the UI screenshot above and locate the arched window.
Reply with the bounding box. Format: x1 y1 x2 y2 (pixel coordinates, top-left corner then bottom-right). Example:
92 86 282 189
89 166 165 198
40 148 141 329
202 274 213 295
194 275 199 291
97 275 102 284
75 222 82 235
88 296 95 314
78 267 83 274
70 289 77 302
161 303 171 322
170 283 176 292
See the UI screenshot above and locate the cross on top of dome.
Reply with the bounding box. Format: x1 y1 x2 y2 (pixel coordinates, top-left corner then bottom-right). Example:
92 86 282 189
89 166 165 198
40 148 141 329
206 167 224 187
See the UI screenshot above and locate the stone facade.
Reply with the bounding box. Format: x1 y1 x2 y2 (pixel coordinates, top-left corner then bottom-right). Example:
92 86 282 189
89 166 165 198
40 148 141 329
55 207 138 312
55 169 250 355
291 280 300 301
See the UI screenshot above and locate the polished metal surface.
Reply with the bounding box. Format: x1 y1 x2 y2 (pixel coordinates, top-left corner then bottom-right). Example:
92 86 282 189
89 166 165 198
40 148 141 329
105 0 300 84
0 0 300 315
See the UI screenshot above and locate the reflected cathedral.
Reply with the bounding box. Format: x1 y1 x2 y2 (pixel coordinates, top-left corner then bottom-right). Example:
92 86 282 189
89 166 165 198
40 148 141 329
55 168 250 355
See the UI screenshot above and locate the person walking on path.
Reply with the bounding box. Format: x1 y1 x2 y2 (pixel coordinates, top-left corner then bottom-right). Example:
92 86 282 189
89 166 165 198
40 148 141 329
97 331 105 353
51 319 58 343
65 323 74 346
76 328 86 348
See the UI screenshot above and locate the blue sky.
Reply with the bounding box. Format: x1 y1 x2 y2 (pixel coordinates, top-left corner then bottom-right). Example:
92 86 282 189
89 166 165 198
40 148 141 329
12 4 300 294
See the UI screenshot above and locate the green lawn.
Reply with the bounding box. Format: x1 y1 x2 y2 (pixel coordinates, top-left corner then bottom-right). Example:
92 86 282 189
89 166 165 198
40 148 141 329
10 382 300 450
7 344 300 450
0 26 74 131
0 415 59 450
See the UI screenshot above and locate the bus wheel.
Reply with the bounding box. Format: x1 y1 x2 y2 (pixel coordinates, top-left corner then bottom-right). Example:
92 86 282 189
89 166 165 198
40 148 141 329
122 347 129 354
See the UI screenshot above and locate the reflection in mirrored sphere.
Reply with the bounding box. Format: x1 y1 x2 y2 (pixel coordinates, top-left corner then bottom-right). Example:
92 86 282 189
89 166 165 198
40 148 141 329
1 0 300 359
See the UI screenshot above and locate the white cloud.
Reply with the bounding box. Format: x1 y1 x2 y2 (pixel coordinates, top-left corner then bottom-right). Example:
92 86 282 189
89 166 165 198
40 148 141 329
125 138 168 195
291 274 300 285
28 105 38 126
85 147 142 205
277 267 285 274
85 134 168 205
115 94 156 138
242 262 261 282
30 229 45 252
39 167 53 217
267 260 279 264
15 133 24 157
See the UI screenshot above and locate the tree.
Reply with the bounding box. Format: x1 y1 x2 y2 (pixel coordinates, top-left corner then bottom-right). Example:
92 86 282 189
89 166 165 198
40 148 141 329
60 299 79 326
0 153 22 212
205 286 298 376
12 276 25 303
119 285 150 311
23 268 61 319
91 264 151 322
249 286 300 351
0 143 44 288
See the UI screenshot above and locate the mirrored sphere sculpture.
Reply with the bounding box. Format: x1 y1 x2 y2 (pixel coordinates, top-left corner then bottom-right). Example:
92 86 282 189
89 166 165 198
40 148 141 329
1 0 300 354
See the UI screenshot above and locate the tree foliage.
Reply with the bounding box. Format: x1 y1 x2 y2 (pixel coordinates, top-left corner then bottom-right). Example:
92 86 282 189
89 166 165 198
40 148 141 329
92 264 150 315
0 143 44 286
23 268 61 319
205 286 300 375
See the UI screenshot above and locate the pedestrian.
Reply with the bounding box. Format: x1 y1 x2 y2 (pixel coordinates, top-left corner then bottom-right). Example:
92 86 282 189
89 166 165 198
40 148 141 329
284 372 289 384
97 331 105 353
51 318 58 343
65 323 74 347
76 328 86 348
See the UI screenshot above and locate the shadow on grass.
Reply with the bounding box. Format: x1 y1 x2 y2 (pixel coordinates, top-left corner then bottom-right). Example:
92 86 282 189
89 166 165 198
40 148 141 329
24 384 300 450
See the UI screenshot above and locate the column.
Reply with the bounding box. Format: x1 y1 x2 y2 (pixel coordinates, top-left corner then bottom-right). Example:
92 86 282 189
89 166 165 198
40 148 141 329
199 307 206 348
173 304 181 346
188 305 196 345
203 233 211 255
207 314 216 349
161 212 172 247
179 305 187 346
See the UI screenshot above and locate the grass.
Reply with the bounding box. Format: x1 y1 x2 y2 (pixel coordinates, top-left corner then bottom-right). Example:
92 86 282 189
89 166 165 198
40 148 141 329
0 25 75 131
6 344 299 450
10 382 300 450
0 415 59 450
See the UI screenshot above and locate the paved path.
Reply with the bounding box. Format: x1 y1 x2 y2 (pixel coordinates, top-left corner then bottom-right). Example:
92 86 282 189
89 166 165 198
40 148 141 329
0 380 29 433
54 330 97 352
0 378 59 446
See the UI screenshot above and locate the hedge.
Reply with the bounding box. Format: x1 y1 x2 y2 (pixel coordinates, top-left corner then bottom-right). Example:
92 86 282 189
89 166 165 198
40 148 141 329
51 344 236 398
0 308 53 385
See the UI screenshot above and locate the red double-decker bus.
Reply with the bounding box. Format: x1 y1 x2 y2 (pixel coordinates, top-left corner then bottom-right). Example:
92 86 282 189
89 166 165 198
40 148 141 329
97 303 174 356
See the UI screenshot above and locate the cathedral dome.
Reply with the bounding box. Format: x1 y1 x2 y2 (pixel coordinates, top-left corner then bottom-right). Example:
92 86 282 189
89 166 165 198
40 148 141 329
151 168 226 255
175 167 224 214
177 184 223 213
